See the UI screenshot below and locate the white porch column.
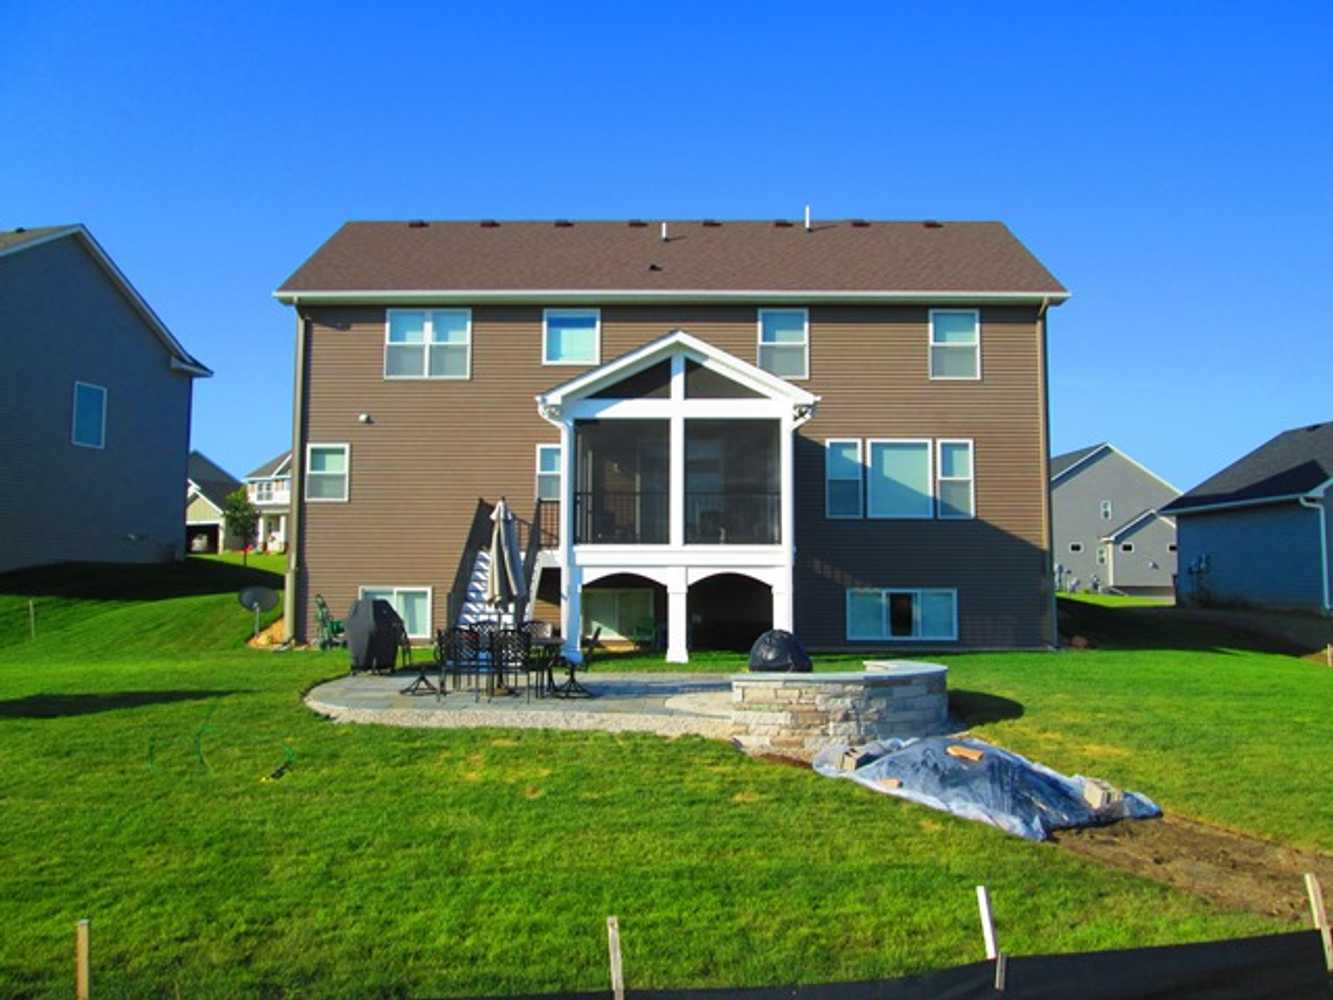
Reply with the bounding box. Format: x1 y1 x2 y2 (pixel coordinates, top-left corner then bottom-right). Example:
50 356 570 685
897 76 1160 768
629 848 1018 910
561 562 583 662
771 583 793 633
666 565 689 663
669 355 685 548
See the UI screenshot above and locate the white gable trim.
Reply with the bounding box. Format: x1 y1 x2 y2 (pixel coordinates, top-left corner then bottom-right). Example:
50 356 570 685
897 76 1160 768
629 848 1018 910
1051 442 1180 495
186 480 225 515
1099 508 1175 542
2 226 212 378
1050 444 1110 485
536 329 819 419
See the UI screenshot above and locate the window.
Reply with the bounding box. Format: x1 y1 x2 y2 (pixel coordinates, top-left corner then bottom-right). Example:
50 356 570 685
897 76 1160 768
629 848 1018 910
254 480 274 502
1168 543 1178 553
866 440 932 518
1121 543 1135 553
1069 542 1084 553
929 309 980 380
385 309 471 379
359 586 431 639
1096 546 1107 565
71 381 106 449
846 588 957 641
536 444 562 501
825 439 863 518
582 588 654 640
936 440 974 519
758 308 809 379
544 309 600 365
1099 500 1113 520
306 444 349 502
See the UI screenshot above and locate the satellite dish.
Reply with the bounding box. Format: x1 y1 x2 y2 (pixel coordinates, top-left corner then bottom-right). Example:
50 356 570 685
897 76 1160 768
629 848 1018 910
239 586 279 639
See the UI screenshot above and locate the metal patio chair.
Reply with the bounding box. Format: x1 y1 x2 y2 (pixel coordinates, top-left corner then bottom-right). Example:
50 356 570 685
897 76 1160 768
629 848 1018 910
551 626 600 699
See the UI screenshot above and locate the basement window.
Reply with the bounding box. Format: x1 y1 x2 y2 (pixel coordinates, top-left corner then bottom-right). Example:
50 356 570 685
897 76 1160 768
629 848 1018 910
847 588 957 641
359 586 431 639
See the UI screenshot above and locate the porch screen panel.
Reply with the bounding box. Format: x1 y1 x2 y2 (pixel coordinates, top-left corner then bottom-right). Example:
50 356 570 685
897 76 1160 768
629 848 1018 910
685 420 780 544
574 420 669 544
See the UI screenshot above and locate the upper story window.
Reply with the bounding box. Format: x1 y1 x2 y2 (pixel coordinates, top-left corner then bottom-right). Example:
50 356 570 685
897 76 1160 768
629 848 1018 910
306 444 349 502
758 308 809 379
536 444 562 501
866 439 933 519
928 309 980 380
1099 499 1113 520
71 381 106 449
544 309 600 365
253 480 274 502
936 440 975 519
385 309 471 379
825 439 863 518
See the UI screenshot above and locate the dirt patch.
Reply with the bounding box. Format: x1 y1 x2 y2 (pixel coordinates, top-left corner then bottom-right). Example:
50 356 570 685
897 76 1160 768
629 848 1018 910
248 618 286 648
1053 815 1333 922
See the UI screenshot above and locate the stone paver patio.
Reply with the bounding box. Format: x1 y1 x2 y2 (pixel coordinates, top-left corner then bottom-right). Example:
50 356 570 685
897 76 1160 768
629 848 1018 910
305 670 738 740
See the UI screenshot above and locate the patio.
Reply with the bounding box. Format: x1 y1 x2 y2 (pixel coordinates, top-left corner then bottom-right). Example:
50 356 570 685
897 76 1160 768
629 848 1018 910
305 670 736 740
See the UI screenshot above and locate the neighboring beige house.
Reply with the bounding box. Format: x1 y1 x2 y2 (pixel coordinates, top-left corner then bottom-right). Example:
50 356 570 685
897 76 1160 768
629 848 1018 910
186 451 245 553
275 218 1068 660
0 224 211 574
244 449 292 552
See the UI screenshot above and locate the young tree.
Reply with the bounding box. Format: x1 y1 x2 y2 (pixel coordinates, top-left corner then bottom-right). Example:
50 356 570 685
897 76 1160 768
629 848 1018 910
222 487 260 566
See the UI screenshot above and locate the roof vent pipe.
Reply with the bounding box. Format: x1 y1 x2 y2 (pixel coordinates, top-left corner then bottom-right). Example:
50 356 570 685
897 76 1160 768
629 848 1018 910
660 221 668 242
804 204 811 231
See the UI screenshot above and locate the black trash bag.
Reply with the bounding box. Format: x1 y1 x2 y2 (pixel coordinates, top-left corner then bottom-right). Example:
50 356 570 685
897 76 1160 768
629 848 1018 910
345 598 404 672
747 629 812 672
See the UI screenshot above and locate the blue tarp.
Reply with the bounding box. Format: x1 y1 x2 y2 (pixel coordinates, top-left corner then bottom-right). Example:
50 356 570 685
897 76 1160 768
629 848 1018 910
813 736 1160 841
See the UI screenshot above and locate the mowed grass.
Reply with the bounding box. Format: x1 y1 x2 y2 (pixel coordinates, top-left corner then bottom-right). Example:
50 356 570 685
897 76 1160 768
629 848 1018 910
0 566 1315 998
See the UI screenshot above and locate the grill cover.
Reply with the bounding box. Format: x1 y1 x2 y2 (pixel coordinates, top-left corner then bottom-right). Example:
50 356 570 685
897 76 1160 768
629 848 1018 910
345 598 403 671
747 629 812 673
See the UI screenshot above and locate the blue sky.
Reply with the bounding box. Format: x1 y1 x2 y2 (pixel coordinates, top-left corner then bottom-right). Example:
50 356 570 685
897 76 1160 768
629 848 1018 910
4 2 1330 489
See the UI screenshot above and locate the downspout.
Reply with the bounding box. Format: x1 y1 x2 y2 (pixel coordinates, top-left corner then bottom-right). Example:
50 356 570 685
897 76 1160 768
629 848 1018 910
1298 489 1331 614
283 303 308 641
1036 297 1058 647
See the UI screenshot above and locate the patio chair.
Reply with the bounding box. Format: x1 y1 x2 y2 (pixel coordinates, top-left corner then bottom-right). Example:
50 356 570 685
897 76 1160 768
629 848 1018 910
491 628 531 699
631 618 657 649
437 625 481 700
551 626 600 699
400 624 437 695
314 594 345 650
520 620 556 699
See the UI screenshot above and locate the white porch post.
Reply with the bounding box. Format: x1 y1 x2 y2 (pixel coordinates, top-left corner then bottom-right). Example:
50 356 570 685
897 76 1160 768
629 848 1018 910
771 582 793 632
669 355 685 548
561 563 583 662
666 576 689 663
559 418 582 661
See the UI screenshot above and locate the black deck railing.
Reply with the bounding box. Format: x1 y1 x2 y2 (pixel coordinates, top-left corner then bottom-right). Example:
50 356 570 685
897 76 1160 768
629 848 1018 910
574 491 669 544
685 491 781 544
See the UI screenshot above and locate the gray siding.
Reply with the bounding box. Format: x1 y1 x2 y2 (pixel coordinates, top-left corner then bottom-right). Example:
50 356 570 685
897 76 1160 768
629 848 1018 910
1107 514 1176 593
1051 448 1177 593
0 237 193 572
1176 502 1325 611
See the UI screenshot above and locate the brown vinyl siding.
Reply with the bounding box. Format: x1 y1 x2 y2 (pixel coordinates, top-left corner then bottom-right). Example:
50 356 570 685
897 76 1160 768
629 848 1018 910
295 304 1050 647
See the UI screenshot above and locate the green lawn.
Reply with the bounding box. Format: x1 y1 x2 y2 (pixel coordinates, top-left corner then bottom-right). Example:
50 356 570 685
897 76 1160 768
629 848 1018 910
0 566 1323 997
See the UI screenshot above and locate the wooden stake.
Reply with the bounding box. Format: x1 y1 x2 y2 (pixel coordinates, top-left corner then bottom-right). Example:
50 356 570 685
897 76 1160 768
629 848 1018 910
75 919 90 1000
1305 873 1333 974
1325 642 1331 668
976 885 998 960
607 915 624 1000
994 951 1008 992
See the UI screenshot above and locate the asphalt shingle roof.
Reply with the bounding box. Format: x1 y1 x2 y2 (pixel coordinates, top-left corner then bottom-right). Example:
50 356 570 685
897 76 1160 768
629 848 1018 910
0 225 73 253
246 450 291 480
278 220 1067 296
1162 422 1333 513
1050 443 1108 480
188 451 242 511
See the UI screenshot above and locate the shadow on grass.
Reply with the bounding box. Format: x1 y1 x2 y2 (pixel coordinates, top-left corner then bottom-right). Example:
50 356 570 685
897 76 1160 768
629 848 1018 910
1057 599 1312 656
0 690 244 719
0 560 282 603
949 689 1024 727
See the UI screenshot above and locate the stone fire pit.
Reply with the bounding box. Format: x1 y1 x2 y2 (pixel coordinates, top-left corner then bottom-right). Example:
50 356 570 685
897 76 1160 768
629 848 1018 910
729 661 949 757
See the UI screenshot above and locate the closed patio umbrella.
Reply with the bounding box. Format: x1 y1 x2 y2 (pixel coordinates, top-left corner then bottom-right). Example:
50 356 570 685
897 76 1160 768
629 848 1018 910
485 497 528 620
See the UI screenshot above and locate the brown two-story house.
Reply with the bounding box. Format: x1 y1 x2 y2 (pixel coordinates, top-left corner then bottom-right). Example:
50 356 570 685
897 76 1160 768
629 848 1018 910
275 219 1067 662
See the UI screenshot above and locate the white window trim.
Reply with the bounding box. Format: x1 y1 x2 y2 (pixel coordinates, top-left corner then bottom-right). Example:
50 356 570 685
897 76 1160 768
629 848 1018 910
824 438 863 519
1100 499 1113 521
865 438 934 520
1121 542 1135 553
542 308 601 366
928 308 982 381
305 442 350 503
845 588 959 642
535 443 562 501
756 307 810 381
384 308 472 381
357 585 433 640
935 438 975 520
71 381 107 449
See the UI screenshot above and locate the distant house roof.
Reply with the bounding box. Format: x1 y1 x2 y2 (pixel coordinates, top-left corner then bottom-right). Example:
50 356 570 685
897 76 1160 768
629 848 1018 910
1100 508 1175 542
275 220 1068 304
187 451 242 513
1050 443 1109 480
246 450 292 480
1163 421 1333 515
0 224 212 377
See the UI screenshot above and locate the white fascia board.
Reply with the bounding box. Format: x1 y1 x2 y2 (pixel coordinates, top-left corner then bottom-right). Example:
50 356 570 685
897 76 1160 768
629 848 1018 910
1049 444 1111 485
274 288 1070 307
1164 493 1309 516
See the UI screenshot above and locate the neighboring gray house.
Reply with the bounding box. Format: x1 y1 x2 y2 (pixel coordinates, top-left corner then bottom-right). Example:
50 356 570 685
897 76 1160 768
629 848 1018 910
1051 443 1180 596
243 450 291 552
0 225 211 574
1163 422 1332 615
186 451 244 553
